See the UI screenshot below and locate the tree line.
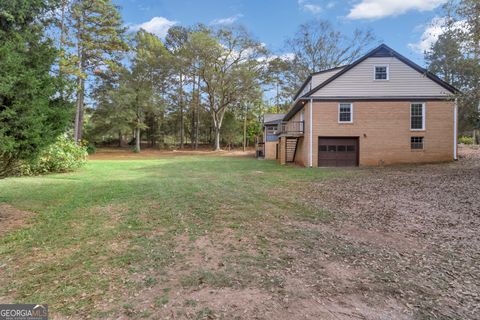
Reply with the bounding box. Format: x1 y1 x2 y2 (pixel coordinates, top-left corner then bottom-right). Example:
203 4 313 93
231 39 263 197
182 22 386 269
425 0 480 141
49 0 377 153
1 0 478 177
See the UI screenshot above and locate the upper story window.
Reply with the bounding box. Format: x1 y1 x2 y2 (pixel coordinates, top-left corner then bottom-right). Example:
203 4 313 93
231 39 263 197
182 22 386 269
374 65 389 80
410 103 425 130
338 103 353 123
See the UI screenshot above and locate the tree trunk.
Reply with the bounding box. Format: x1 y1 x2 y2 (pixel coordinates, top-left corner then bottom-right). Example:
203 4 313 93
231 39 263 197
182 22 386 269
191 75 196 149
74 75 85 143
214 126 221 151
118 131 122 147
74 14 85 144
243 105 247 152
135 128 141 152
179 73 184 149
58 0 67 99
195 75 200 150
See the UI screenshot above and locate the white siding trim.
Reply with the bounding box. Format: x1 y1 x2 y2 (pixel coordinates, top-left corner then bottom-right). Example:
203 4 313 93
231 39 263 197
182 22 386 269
410 102 426 131
338 103 353 123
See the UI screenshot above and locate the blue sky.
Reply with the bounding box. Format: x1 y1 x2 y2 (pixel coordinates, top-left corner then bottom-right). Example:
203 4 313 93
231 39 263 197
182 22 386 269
115 0 448 66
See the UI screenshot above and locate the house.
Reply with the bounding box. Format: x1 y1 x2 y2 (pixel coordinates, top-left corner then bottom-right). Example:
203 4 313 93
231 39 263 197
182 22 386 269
261 44 459 167
261 113 285 159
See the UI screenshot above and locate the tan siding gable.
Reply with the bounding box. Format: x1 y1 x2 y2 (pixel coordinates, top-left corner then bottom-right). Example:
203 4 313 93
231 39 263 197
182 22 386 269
299 80 312 97
311 57 451 97
297 68 345 99
311 68 344 88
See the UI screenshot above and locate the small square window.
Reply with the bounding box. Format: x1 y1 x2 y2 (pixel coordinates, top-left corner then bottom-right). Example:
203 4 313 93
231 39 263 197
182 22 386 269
339 103 352 123
411 137 424 150
374 66 389 80
346 145 355 152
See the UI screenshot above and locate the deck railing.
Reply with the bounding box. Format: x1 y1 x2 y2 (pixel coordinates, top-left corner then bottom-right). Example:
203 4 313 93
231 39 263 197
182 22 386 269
280 121 304 135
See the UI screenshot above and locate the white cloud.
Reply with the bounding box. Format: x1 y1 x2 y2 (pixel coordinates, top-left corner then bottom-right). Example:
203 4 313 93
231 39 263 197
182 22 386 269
408 17 468 53
347 0 446 20
408 17 445 53
327 2 336 9
298 0 322 14
279 52 296 61
210 14 243 25
129 17 177 38
257 52 296 63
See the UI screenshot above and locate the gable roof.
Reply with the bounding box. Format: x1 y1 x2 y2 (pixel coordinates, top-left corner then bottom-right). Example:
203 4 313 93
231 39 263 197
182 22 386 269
284 43 460 121
292 66 347 101
264 113 285 124
303 44 459 98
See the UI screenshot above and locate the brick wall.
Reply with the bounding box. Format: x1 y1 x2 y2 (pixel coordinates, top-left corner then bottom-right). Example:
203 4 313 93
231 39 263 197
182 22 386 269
290 100 455 167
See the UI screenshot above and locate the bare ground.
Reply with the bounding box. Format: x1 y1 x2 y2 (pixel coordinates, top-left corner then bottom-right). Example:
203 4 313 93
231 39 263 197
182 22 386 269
0 204 35 237
103 146 480 320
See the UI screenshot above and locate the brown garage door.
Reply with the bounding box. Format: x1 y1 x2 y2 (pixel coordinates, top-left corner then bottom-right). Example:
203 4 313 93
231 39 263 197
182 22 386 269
318 137 359 167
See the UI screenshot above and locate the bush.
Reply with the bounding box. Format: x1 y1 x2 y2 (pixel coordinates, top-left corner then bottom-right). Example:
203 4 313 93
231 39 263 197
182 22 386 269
26 136 88 174
459 136 474 145
86 143 97 155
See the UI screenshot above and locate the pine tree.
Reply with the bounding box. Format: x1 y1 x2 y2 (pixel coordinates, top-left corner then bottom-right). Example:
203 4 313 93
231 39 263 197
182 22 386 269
64 0 128 143
0 0 71 177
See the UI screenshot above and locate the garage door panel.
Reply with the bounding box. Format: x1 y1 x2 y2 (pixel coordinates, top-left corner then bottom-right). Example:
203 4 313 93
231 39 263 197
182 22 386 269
318 137 359 167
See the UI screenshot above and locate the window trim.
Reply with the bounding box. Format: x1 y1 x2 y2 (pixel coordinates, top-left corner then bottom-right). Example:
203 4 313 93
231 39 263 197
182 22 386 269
373 65 389 81
410 102 426 131
338 103 353 124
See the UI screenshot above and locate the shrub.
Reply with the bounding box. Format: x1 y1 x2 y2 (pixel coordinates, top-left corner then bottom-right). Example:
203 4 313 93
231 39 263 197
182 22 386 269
459 136 474 145
27 136 88 174
86 143 97 155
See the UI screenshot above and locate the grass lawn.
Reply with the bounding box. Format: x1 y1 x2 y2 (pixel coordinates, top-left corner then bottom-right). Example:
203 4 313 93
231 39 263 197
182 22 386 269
0 155 341 318
2 149 478 319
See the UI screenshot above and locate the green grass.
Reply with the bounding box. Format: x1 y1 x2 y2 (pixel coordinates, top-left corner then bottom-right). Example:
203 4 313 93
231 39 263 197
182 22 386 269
0 155 341 317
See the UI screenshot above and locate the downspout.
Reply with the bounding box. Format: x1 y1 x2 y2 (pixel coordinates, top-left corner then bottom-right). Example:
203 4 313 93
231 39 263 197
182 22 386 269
454 98 458 160
309 98 313 167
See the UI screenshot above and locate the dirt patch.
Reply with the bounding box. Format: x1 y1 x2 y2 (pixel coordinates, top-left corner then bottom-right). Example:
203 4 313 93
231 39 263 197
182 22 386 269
110 226 413 320
302 146 480 319
89 147 255 160
0 204 35 237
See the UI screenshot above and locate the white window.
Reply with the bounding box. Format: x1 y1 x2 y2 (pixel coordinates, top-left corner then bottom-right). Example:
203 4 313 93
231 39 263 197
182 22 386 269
374 65 389 80
338 103 353 123
410 103 425 130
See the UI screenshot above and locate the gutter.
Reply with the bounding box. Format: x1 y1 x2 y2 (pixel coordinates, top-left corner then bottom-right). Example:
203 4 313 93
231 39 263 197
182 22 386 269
309 98 313 167
454 98 458 160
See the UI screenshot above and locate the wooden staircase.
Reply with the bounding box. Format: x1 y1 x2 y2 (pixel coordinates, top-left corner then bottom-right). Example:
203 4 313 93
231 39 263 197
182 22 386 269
285 137 299 163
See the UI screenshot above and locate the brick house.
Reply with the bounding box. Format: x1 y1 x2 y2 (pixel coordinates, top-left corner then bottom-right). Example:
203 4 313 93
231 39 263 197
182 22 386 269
261 44 459 167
